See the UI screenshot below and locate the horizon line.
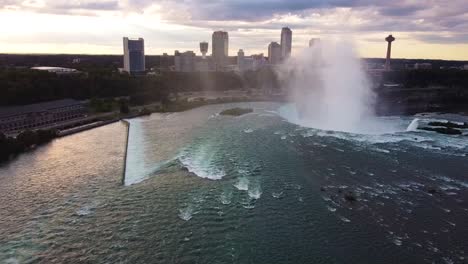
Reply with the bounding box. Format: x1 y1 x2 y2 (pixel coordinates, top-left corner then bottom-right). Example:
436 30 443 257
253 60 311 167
1 53 467 62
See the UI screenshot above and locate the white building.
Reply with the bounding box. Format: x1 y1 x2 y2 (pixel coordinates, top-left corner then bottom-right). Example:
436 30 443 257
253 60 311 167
31 67 80 75
212 31 229 70
414 63 432 70
280 27 292 59
237 49 244 65
268 42 281 65
174 51 196 72
123 37 145 74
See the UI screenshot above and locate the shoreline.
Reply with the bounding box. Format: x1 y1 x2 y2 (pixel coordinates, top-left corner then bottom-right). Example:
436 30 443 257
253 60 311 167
2 97 467 166
57 94 287 137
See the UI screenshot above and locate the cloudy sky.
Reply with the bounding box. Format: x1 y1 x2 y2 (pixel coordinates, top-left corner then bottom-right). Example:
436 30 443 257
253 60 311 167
0 0 467 60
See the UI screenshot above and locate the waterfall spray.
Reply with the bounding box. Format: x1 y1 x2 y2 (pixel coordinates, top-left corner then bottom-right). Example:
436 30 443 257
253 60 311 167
278 38 399 134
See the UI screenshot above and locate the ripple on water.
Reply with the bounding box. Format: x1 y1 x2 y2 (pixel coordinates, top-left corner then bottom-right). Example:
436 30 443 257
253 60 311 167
219 191 232 205
338 215 351 223
272 191 284 199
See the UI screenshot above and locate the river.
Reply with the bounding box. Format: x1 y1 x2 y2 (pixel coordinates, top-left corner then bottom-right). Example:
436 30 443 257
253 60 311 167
1 102 467 263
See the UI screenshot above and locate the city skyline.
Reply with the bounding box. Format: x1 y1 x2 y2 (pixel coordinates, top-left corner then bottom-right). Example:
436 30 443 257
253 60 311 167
0 0 467 60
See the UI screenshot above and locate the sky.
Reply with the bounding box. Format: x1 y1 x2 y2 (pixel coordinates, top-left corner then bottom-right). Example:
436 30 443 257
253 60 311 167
0 0 467 60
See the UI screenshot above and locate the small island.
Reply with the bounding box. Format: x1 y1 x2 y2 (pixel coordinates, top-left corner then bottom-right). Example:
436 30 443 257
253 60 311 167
219 107 253 116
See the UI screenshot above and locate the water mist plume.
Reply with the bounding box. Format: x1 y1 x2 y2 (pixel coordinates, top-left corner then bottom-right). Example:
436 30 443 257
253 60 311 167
278 38 399 135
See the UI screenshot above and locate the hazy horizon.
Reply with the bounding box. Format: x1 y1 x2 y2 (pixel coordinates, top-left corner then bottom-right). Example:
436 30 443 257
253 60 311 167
0 0 467 60
2 51 468 62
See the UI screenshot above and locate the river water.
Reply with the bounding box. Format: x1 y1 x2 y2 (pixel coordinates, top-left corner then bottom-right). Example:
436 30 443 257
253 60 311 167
1 102 467 263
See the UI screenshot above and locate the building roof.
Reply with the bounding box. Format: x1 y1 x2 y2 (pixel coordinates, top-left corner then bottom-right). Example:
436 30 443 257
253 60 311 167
31 66 79 73
0 99 82 119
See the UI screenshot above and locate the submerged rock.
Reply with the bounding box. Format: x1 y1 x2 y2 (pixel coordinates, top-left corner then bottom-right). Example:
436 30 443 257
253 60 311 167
344 192 357 202
427 187 438 194
420 127 462 135
219 108 253 116
427 121 468 129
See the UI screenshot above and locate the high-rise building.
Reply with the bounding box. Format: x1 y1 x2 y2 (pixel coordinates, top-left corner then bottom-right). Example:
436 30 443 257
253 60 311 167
309 38 320 47
237 49 245 65
123 37 145 74
212 31 229 70
280 27 292 59
174 50 196 72
200 42 208 58
268 42 281 64
237 49 245 71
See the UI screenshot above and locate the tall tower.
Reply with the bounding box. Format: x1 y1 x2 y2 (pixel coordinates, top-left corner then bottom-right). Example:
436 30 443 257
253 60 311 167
385 34 395 71
268 42 281 65
200 42 208 59
123 37 145 74
280 27 292 59
212 31 229 70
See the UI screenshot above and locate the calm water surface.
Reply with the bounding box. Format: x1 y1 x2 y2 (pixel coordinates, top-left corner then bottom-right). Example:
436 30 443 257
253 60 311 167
1 102 467 264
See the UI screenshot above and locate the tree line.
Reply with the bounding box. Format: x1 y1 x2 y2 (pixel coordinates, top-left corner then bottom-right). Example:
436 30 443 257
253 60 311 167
0 67 281 106
382 69 468 88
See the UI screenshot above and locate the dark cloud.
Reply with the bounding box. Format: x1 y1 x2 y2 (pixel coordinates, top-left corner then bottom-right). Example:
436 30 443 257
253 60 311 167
171 0 367 21
379 4 426 17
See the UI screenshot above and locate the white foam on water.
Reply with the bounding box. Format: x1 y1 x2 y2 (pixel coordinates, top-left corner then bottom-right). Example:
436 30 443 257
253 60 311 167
248 185 262 200
374 148 390 153
242 203 256 210
393 238 403 246
178 144 226 180
338 215 351 223
178 206 194 221
406 118 420 131
433 175 468 188
243 128 254 133
293 115 468 156
272 191 284 199
234 177 250 191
